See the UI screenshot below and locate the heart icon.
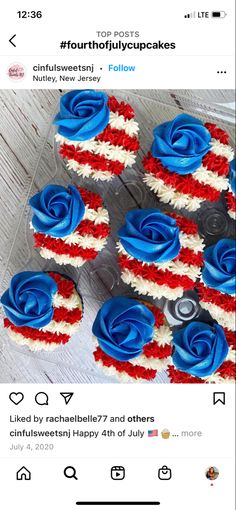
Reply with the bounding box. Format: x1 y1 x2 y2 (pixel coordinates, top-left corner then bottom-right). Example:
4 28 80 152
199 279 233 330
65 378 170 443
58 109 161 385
9 392 24 405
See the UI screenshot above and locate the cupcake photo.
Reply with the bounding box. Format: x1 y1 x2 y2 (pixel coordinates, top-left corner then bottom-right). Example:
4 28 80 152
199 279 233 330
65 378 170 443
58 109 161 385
225 158 236 220
143 114 234 211
197 239 236 332
29 184 110 267
92 296 173 382
117 208 204 300
167 320 235 384
54 90 140 181
1 271 83 351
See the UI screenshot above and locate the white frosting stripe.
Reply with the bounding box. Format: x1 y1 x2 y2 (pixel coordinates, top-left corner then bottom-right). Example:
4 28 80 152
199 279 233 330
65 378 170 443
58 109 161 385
53 290 82 311
66 160 113 182
84 205 109 224
210 138 234 161
193 165 229 191
199 300 235 331
61 233 108 251
39 248 89 268
109 111 139 136
143 174 203 212
179 232 204 253
121 269 184 300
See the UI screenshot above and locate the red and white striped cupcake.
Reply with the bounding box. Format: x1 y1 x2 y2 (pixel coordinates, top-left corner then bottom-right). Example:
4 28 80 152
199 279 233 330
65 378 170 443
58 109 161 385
225 158 236 220
1 271 83 351
92 296 172 382
143 114 234 212
117 209 204 301
29 184 110 268
196 239 236 332
167 324 235 384
54 90 139 182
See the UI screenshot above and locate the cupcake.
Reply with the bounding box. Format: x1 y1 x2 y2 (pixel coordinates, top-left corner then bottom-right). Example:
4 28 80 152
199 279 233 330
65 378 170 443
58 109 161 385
92 296 172 382
54 90 139 181
29 184 110 267
117 209 204 301
225 158 236 220
196 239 236 331
1 271 83 351
143 114 234 212
167 321 235 383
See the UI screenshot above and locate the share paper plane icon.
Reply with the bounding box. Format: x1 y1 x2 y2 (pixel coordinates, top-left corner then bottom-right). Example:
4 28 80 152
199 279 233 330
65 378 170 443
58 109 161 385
60 392 74 405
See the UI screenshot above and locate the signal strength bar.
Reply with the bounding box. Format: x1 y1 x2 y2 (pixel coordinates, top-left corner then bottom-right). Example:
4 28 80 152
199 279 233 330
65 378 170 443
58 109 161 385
184 12 196 18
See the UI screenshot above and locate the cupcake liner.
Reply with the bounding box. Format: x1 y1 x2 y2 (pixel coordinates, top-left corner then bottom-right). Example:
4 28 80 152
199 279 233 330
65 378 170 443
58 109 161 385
167 327 236 384
143 122 234 212
56 95 140 182
117 212 204 301
93 301 172 382
31 186 110 268
3 272 83 351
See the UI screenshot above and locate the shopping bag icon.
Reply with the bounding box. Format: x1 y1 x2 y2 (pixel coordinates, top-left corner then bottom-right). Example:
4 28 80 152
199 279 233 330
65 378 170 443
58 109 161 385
158 465 172 480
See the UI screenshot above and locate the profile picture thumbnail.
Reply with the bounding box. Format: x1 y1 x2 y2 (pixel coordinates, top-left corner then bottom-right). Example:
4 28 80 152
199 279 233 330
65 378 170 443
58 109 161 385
205 466 219 481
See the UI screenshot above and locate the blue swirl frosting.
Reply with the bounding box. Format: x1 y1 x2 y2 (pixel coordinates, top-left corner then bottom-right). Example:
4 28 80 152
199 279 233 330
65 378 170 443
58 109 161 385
151 114 211 174
54 90 110 141
229 158 236 195
118 209 180 263
29 184 85 238
92 296 155 361
202 239 236 295
172 321 229 377
1 272 58 329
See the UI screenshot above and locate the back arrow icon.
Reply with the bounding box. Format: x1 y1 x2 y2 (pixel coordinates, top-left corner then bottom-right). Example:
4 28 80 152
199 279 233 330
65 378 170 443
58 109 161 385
9 34 16 47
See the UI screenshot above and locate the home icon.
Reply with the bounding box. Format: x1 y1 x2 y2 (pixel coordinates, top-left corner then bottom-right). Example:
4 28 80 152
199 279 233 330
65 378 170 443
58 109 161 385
16 466 31 481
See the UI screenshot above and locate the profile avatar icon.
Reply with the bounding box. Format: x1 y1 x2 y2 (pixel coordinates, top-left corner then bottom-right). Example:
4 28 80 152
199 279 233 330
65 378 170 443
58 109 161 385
206 466 219 481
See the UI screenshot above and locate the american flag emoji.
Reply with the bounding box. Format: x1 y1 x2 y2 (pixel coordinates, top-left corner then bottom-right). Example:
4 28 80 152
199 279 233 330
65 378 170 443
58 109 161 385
148 429 158 437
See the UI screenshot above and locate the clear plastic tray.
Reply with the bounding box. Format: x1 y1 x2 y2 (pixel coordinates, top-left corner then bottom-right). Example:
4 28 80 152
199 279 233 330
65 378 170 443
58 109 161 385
0 89 235 384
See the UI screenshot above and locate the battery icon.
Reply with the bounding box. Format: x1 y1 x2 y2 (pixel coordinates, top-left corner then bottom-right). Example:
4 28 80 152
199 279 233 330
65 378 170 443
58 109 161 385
212 11 227 18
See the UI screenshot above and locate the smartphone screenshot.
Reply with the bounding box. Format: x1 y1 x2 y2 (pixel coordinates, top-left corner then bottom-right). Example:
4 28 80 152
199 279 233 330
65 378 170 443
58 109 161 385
0 1 235 509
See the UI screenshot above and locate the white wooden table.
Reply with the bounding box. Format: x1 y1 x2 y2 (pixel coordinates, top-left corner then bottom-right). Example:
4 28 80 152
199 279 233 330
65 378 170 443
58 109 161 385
0 89 235 384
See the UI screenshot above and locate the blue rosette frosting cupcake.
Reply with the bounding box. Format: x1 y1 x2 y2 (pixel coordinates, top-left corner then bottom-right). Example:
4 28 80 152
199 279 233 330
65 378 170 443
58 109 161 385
117 208 204 301
54 90 140 181
29 184 110 268
197 238 236 332
92 296 173 382
143 114 234 212
167 320 235 384
1 271 83 351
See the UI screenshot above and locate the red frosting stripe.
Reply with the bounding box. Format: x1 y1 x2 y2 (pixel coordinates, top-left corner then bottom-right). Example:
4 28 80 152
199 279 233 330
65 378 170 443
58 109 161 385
217 360 236 379
167 212 199 235
48 272 75 298
75 220 110 238
204 122 230 145
4 318 70 345
177 247 203 267
60 145 125 176
53 307 82 324
107 95 135 120
167 365 204 384
202 152 229 176
197 282 236 312
34 233 98 260
118 254 195 290
145 303 165 328
143 342 172 359
94 347 157 381
226 191 236 212
77 187 103 210
143 153 220 201
224 329 236 349
96 125 140 151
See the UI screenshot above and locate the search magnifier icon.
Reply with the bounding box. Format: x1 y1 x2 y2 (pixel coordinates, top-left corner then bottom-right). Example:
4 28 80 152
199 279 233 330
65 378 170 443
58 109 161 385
64 466 78 480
